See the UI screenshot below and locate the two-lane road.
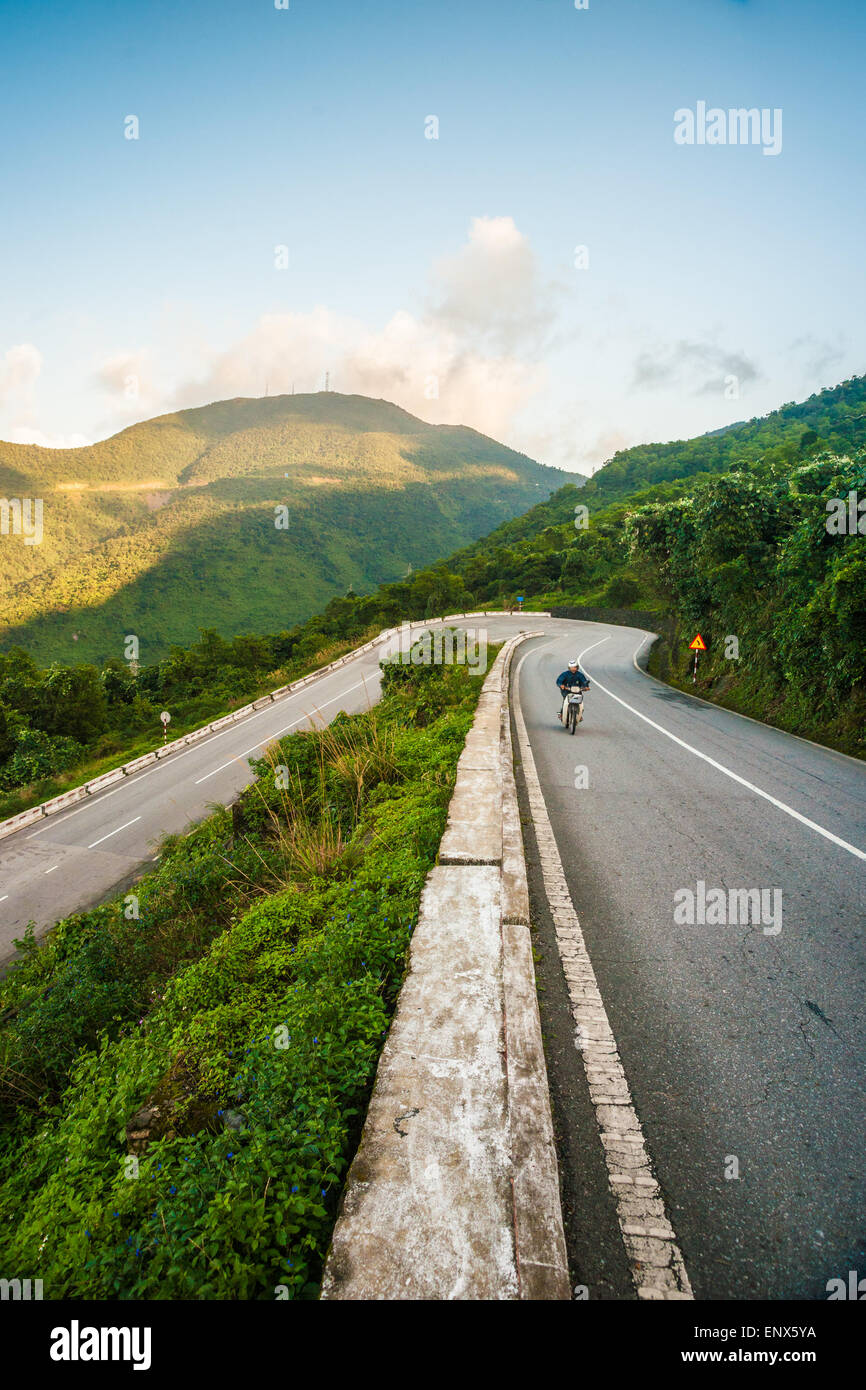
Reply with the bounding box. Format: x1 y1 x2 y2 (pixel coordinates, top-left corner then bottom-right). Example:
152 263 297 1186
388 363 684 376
0 646 387 968
514 622 866 1299
2 611 864 1301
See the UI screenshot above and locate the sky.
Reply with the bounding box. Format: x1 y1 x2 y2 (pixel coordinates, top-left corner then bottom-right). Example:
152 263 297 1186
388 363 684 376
0 0 864 473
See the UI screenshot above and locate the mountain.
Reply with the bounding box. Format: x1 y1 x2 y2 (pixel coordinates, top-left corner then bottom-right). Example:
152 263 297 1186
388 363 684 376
3 375 864 806
0 393 567 665
579 375 866 505
395 373 864 757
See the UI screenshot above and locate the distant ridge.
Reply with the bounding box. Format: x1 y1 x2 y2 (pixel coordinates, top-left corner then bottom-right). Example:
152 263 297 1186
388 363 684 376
0 392 568 664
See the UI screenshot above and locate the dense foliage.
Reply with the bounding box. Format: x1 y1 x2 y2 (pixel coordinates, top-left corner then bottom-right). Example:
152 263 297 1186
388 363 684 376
3 376 866 808
0 650 489 1297
579 374 866 505
625 453 866 752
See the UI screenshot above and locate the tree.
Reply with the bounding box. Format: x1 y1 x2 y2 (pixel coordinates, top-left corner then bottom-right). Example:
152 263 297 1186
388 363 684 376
603 575 641 607
34 666 108 743
0 703 17 763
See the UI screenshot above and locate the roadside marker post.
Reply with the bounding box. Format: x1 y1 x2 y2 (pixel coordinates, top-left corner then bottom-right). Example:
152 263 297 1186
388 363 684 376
689 633 706 683
160 711 171 746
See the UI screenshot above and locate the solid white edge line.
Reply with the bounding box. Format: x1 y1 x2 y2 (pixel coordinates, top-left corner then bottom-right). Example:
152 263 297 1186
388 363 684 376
512 648 694 1300
578 639 866 863
631 630 866 769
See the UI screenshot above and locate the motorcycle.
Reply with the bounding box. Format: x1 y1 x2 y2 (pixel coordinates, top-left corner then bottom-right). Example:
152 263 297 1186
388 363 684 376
564 686 587 734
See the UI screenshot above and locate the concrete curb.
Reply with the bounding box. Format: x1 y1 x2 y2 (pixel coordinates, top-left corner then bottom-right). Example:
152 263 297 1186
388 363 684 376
320 631 570 1301
510 651 694 1301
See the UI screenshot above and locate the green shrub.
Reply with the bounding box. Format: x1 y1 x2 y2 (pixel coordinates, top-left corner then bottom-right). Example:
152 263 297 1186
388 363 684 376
0 647 491 1297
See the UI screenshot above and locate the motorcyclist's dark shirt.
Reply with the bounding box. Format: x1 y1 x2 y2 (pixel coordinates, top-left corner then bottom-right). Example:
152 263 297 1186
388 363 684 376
556 668 589 691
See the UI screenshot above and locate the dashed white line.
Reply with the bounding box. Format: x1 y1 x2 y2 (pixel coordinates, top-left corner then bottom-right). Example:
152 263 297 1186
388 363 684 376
25 672 380 831
0 895 8 902
194 679 370 784
513 650 693 1300
87 817 142 850
44 865 59 875
579 640 866 863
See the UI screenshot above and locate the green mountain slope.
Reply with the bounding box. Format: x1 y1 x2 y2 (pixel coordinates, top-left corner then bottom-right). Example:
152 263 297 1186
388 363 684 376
2 374 865 811
580 374 866 506
415 373 866 756
0 393 567 664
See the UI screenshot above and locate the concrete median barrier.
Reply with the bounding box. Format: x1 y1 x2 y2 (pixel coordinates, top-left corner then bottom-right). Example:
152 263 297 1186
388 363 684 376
85 768 126 793
321 630 569 1301
0 806 46 841
41 786 89 817
182 726 212 747
123 752 159 775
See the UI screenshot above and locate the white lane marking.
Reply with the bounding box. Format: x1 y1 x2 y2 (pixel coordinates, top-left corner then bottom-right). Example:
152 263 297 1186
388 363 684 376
578 641 866 864
193 678 371 785
575 635 610 662
631 632 866 769
513 650 693 1301
44 865 59 875
632 633 653 672
24 666 383 838
0 895 8 902
87 817 142 850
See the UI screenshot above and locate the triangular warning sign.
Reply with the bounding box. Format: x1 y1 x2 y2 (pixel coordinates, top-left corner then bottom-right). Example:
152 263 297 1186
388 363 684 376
689 634 707 651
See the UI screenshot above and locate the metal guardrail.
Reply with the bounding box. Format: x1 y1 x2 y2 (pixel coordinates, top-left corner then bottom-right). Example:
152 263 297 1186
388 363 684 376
0 614 534 844
0 631 389 843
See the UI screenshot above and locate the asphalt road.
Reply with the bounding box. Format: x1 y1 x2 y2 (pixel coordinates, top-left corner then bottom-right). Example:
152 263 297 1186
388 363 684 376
0 616 529 967
0 643 389 968
514 621 866 1300
1 612 863 1302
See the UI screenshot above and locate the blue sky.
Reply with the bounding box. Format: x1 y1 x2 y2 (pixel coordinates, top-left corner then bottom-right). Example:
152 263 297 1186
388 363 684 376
1 0 864 471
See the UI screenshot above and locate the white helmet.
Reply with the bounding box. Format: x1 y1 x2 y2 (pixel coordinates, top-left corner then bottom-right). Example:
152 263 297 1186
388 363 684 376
568 659 578 668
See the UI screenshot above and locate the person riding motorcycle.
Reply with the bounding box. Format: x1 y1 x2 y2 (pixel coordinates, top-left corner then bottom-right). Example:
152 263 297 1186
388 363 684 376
556 659 590 724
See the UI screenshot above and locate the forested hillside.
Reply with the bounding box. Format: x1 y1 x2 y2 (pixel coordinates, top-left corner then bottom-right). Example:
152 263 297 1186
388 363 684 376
580 375 866 505
0 392 565 665
2 376 865 809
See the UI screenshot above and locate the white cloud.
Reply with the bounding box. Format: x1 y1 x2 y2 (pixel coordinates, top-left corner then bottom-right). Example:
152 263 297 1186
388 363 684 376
0 343 43 432
632 340 761 396
96 350 154 399
5 426 91 449
428 215 554 353
167 219 553 445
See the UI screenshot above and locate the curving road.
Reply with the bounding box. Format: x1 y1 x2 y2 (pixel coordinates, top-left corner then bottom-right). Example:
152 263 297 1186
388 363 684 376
0 645 390 969
513 621 866 1301
1 613 864 1301
0 617 531 968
